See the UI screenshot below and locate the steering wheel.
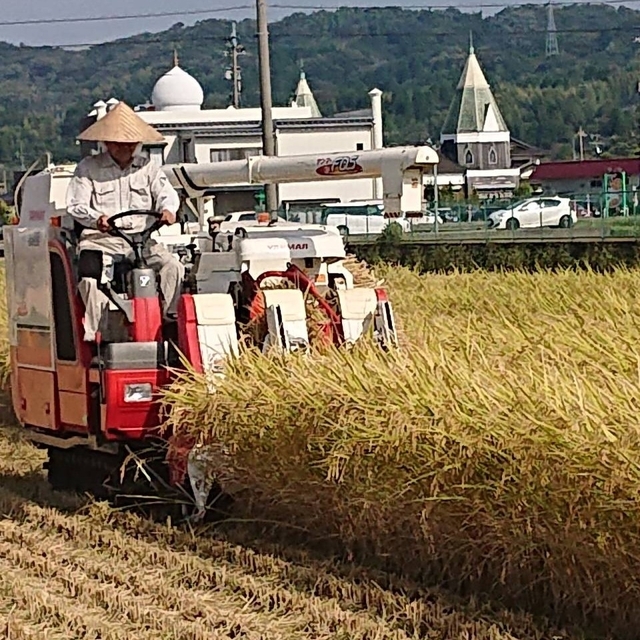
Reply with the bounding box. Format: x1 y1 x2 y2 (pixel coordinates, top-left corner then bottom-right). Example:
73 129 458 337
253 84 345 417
105 210 164 268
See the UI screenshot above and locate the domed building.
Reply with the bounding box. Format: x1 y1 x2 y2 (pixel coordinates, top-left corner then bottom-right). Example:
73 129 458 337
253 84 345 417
150 56 205 112
84 57 386 216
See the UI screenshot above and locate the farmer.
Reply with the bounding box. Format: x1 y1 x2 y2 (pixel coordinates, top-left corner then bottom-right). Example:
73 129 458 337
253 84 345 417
66 101 184 341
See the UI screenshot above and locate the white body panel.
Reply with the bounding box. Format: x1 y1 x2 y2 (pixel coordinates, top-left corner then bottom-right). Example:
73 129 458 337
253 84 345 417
337 288 378 343
191 293 240 372
262 289 310 353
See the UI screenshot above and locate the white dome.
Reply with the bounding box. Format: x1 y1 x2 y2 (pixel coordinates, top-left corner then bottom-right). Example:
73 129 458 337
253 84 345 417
151 65 204 112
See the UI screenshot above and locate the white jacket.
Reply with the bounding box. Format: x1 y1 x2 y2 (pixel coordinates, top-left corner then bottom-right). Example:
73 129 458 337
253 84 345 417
66 151 180 233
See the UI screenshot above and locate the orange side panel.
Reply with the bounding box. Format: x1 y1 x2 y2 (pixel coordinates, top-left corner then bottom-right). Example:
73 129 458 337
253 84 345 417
16 368 57 430
57 362 87 394
16 329 53 369
58 391 88 430
56 363 89 432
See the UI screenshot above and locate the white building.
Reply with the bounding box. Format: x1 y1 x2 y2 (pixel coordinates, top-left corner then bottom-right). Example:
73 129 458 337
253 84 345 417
84 61 385 217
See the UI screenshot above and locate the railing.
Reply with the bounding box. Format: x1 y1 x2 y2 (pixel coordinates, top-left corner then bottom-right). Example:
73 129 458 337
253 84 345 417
342 191 640 244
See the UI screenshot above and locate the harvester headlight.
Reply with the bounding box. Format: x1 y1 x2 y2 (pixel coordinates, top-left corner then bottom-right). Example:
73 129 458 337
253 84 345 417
124 383 153 403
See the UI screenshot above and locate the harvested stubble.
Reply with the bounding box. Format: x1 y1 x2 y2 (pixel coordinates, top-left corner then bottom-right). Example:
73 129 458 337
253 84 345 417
0 425 562 640
164 264 640 639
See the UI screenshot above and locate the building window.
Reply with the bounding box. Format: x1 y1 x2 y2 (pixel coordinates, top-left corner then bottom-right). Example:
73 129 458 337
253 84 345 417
210 148 262 162
464 148 474 166
356 143 364 151
488 147 497 165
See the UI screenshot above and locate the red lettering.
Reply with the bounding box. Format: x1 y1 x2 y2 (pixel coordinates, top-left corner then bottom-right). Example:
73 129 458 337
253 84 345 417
316 155 363 177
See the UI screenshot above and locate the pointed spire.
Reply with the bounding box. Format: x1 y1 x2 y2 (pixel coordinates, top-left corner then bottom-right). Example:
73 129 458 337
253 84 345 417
293 62 321 117
173 48 179 68
441 43 508 135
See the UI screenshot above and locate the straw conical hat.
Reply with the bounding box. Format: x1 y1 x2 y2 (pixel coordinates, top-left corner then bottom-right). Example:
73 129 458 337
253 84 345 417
77 101 164 144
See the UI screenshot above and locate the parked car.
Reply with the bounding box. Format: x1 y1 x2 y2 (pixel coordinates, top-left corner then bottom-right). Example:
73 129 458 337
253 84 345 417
319 201 413 235
488 197 576 230
214 210 296 233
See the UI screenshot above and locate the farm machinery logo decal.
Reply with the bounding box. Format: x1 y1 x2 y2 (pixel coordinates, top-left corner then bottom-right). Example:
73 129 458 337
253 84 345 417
316 155 363 177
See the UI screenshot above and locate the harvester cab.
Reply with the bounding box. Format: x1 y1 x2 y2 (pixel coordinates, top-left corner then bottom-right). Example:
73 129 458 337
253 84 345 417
3 145 439 514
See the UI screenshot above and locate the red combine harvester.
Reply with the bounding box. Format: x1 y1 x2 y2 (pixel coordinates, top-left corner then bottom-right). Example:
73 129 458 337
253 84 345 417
4 146 439 517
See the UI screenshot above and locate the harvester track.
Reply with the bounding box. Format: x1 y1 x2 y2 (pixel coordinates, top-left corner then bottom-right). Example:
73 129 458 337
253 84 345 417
43 441 231 523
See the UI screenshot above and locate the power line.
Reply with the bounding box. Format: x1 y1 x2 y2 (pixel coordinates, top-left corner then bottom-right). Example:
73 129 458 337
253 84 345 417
0 6 252 28
1 0 640 29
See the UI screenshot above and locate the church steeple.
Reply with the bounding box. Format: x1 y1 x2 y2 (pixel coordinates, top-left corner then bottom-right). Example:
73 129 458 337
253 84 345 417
292 60 322 117
441 39 508 136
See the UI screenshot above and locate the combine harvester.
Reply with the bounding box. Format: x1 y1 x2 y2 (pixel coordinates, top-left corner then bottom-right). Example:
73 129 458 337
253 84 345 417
4 146 438 516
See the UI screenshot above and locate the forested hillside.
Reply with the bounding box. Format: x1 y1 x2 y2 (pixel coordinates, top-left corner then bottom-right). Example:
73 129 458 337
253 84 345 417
1 3 640 167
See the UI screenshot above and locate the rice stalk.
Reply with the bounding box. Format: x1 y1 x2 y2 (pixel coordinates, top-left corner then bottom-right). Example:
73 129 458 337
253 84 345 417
162 264 640 638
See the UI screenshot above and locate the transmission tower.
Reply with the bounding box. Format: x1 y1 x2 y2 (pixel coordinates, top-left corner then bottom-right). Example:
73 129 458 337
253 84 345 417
546 2 559 57
224 22 245 108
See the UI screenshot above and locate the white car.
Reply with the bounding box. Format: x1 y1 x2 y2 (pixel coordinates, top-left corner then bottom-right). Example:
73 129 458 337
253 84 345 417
319 201 411 235
488 197 576 230
219 210 264 230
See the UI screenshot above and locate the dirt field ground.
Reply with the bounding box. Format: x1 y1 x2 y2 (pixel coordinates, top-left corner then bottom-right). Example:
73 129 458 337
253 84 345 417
0 417 575 640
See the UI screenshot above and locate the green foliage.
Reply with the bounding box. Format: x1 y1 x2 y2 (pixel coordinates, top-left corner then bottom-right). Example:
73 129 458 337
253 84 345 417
0 4 638 170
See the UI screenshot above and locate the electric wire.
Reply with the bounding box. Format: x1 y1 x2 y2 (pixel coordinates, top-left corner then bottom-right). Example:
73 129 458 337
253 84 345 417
0 0 638 28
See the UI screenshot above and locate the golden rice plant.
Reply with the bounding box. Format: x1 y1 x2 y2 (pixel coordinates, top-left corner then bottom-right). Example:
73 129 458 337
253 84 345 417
163 264 640 638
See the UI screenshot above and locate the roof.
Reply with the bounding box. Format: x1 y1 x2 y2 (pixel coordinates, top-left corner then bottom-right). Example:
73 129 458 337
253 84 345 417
151 64 204 112
150 117 373 136
530 157 640 182
511 137 545 156
437 152 465 174
441 42 509 136
293 71 322 117
334 107 373 118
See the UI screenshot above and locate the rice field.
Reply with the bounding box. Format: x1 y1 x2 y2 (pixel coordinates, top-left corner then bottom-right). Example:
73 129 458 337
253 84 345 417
1 259 638 637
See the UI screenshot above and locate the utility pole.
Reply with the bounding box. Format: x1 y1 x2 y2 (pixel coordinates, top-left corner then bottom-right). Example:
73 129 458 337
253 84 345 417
225 22 244 108
256 0 278 219
577 126 587 161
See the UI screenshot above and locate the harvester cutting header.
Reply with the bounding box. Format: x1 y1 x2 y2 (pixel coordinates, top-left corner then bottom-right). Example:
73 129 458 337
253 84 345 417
5 101 439 515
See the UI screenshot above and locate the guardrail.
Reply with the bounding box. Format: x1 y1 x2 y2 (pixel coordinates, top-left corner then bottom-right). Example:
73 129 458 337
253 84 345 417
345 216 640 246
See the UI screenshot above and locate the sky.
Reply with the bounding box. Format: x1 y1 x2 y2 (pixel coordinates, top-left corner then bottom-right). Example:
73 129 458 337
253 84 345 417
1 0 558 47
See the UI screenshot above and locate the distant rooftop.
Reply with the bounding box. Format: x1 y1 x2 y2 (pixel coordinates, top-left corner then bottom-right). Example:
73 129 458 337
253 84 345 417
531 157 640 182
